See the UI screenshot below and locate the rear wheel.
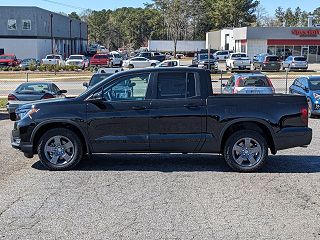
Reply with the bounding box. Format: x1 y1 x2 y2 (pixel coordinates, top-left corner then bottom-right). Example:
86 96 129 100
37 128 83 171
223 130 268 172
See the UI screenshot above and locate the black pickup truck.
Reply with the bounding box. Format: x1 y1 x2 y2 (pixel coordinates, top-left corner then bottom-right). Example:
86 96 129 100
11 68 312 172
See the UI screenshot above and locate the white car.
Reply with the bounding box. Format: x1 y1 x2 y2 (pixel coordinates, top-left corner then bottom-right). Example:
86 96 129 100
66 55 89 69
226 53 251 72
96 67 124 74
123 57 160 69
109 51 123 67
155 60 181 67
41 54 65 66
213 51 230 61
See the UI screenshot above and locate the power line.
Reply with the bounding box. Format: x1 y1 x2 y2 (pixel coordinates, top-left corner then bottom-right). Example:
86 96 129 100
40 0 87 11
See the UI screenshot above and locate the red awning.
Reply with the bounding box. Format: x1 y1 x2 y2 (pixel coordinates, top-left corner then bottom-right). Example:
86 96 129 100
267 39 320 45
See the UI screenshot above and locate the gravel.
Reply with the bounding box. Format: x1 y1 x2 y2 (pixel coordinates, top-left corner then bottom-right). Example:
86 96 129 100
0 115 320 239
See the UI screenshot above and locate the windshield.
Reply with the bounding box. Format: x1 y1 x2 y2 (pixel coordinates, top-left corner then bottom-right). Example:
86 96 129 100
309 79 320 91
21 59 35 63
69 56 83 60
89 74 113 86
294 57 307 61
199 54 215 60
0 55 13 60
237 76 270 87
231 54 247 59
16 83 50 93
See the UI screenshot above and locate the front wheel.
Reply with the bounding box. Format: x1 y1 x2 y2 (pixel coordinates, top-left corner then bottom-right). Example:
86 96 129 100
223 130 268 172
37 128 83 171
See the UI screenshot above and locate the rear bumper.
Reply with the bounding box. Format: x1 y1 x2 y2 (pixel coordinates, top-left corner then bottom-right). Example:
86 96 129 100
274 127 312 151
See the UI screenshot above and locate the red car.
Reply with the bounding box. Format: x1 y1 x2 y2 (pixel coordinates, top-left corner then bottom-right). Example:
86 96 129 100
0 54 20 67
90 54 111 67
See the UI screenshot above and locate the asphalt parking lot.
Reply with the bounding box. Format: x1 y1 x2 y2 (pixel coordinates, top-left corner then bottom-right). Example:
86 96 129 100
1 114 320 239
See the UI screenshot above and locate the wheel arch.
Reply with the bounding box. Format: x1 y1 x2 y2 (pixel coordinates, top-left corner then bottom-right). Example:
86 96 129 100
220 119 276 154
31 120 91 155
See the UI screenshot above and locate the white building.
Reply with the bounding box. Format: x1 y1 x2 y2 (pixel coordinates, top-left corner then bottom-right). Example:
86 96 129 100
0 6 88 60
148 40 206 53
206 27 320 62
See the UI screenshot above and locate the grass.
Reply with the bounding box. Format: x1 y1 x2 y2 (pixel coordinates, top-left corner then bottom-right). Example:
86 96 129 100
0 71 92 80
0 98 7 109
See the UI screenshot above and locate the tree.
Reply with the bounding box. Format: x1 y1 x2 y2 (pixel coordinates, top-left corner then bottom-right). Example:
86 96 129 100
275 7 285 26
208 0 259 29
68 12 81 20
152 0 192 56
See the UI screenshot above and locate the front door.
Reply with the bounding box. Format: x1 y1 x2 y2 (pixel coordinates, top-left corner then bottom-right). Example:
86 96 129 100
87 73 152 153
149 71 205 153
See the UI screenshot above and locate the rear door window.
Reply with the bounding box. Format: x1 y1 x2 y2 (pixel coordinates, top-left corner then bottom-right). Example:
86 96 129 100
157 72 200 99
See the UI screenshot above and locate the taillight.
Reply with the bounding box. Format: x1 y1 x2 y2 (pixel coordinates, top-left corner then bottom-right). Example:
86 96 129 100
266 77 275 93
8 94 17 101
301 106 308 126
41 93 54 99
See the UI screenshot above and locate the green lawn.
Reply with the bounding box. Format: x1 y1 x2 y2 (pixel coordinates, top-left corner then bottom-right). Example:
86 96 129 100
0 98 7 108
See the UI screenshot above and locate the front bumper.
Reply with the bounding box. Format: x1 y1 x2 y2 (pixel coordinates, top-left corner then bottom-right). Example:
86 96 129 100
274 127 312 151
11 119 35 157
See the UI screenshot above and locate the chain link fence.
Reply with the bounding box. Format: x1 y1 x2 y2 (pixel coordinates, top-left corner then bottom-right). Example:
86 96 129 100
0 69 318 99
0 72 92 98
211 70 316 94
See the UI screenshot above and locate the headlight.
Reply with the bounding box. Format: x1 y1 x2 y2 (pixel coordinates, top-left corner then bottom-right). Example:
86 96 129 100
16 107 39 120
313 93 320 100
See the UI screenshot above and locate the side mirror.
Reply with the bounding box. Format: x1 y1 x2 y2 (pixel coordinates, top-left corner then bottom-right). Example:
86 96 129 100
88 91 105 102
58 90 67 94
83 82 88 88
129 82 136 87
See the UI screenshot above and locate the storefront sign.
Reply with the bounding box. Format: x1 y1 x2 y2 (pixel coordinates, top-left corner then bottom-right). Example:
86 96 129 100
291 29 320 37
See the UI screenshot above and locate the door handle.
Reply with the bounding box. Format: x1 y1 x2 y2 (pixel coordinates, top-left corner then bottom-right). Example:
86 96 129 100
184 104 199 109
131 106 147 110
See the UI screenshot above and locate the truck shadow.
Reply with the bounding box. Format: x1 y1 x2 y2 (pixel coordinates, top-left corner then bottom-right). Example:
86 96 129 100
32 154 320 174
0 113 8 121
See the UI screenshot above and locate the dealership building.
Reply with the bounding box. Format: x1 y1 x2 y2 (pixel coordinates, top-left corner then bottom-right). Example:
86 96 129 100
206 27 320 62
0 6 88 60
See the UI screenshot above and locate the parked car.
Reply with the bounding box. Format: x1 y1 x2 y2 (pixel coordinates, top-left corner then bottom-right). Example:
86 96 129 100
109 51 123 67
0 54 20 67
136 52 166 62
11 68 312 172
226 53 251 72
19 58 39 70
282 56 308 71
83 69 123 88
66 55 89 69
213 51 230 61
222 73 275 94
6 82 67 121
41 55 65 66
252 54 281 71
155 60 181 68
123 57 160 68
289 76 320 117
192 53 218 73
90 54 112 67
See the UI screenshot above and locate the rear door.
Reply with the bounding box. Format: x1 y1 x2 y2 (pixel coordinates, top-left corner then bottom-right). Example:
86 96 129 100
149 71 205 152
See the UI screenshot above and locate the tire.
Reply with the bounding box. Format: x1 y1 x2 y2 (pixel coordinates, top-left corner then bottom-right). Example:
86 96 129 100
128 64 134 69
9 112 16 121
223 130 268 172
151 63 156 67
37 128 83 171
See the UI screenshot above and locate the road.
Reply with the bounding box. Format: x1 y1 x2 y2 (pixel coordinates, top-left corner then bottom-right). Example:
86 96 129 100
0 114 320 239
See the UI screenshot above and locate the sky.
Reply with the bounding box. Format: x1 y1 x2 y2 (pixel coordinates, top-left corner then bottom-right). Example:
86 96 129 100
1 0 319 15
